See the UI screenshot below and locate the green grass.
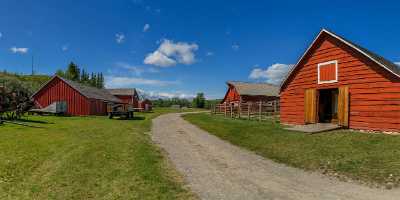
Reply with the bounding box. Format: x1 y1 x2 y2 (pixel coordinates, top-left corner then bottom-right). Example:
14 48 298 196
0 108 195 200
183 113 400 187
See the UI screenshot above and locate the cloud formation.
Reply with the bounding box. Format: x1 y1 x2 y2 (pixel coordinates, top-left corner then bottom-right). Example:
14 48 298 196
141 90 195 99
144 39 199 67
105 76 179 88
62 44 69 51
249 63 293 85
143 24 150 32
0 32 2 39
232 44 240 51
115 33 125 44
10 47 28 54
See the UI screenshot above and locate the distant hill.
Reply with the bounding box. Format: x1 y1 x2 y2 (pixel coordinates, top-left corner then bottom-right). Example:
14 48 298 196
0 72 51 94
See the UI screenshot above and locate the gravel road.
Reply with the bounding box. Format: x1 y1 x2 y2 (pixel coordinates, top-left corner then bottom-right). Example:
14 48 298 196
152 113 400 200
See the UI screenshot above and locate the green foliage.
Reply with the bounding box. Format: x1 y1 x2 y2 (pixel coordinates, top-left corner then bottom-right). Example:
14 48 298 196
56 62 104 88
0 109 195 199
192 93 205 108
184 113 400 187
204 99 221 109
0 72 50 94
152 98 192 108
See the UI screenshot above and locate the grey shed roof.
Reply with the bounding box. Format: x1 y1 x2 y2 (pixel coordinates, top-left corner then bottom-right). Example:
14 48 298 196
32 75 122 103
227 81 279 97
107 88 137 96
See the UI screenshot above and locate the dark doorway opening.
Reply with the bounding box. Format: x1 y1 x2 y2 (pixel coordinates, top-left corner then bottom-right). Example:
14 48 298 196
318 88 338 123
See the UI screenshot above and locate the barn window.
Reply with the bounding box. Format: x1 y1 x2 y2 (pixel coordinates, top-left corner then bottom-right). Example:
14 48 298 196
318 60 338 84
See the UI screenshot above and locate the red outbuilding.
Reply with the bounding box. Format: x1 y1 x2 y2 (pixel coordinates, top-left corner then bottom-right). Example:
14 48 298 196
280 29 400 132
221 81 279 104
107 88 140 108
139 99 153 112
32 75 122 116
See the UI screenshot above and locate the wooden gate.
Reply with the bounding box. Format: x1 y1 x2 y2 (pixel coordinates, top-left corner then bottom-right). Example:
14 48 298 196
304 88 317 124
337 86 349 127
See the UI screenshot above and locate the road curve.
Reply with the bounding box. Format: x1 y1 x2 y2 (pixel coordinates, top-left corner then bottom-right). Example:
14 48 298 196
151 113 400 200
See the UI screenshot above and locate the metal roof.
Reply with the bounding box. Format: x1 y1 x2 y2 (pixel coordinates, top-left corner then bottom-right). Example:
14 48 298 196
32 75 122 103
227 81 279 97
106 88 137 96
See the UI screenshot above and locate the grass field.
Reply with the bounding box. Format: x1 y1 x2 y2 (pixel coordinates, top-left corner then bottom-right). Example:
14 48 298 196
183 113 400 188
0 108 196 200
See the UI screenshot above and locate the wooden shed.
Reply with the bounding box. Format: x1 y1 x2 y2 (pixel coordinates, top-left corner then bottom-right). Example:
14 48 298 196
221 81 279 104
107 88 140 108
139 99 153 112
280 29 400 132
32 75 122 116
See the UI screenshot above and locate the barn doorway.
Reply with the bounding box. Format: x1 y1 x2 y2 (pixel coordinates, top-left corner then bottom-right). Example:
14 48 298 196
318 88 338 123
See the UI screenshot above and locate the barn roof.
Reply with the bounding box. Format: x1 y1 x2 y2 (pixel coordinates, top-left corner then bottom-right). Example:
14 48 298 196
280 29 400 89
227 81 279 97
32 75 122 103
107 88 138 96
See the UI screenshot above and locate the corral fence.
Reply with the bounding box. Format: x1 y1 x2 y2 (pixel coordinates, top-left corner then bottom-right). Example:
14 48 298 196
211 100 280 121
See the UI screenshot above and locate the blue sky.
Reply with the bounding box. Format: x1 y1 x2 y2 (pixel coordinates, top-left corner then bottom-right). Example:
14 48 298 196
1 0 400 99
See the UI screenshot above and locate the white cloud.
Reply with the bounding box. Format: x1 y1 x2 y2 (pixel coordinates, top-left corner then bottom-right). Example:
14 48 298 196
140 90 195 99
61 44 69 51
206 51 214 56
0 32 2 39
143 24 150 32
115 33 125 44
115 62 145 76
395 62 400 66
249 63 293 85
144 39 199 67
232 44 240 51
10 47 28 54
105 76 179 88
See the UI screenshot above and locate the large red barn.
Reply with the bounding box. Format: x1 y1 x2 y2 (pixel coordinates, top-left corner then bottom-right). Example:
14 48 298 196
280 29 400 132
32 75 122 116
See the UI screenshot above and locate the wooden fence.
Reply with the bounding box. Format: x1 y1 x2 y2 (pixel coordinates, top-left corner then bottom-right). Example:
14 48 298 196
211 100 279 121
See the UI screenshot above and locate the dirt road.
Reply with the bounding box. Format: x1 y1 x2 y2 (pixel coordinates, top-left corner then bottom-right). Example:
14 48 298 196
152 113 400 200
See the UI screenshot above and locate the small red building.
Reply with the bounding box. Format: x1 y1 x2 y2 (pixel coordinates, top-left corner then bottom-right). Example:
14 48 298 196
107 88 140 108
221 81 279 104
139 99 153 111
32 75 122 116
280 29 400 132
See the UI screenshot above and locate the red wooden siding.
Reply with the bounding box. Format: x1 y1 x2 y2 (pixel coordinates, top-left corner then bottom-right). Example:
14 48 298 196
32 76 110 116
280 35 400 132
319 62 336 82
114 95 139 108
221 86 240 103
33 77 91 115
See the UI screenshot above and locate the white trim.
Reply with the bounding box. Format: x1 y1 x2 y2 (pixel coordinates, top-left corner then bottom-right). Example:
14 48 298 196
317 60 338 84
280 29 400 90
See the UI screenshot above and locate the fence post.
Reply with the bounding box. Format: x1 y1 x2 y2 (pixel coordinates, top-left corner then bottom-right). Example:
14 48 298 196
259 101 262 121
238 102 241 119
230 104 233 118
247 103 250 120
224 102 227 117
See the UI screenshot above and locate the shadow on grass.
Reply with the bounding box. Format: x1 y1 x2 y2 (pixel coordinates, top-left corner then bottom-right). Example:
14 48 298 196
115 116 146 121
17 118 54 124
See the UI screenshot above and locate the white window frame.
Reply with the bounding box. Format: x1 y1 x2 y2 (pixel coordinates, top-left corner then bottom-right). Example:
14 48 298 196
318 60 338 84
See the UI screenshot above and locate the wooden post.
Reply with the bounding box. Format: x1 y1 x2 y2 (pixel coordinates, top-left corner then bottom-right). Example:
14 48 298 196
259 101 262 121
247 103 250 120
224 102 227 117
230 104 233 118
238 100 241 119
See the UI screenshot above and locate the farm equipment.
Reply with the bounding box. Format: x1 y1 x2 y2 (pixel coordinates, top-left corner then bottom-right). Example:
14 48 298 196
107 103 134 119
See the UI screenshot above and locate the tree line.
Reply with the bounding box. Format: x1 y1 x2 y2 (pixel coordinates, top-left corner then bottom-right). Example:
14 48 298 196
56 62 104 89
152 92 220 109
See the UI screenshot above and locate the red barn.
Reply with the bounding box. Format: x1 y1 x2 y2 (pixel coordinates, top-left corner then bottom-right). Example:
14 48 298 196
221 81 279 104
280 29 400 132
139 99 153 111
107 88 140 108
32 75 122 116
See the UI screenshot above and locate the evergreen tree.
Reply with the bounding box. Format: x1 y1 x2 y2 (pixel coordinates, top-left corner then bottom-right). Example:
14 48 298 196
192 93 206 108
66 62 80 81
55 69 65 77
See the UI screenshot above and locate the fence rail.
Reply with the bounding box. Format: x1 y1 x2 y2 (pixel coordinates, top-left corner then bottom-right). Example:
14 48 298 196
211 100 279 121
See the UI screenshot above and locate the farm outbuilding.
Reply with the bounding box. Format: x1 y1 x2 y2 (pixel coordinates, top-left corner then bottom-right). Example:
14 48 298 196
221 81 279 104
107 88 140 108
280 29 400 132
139 99 152 111
32 75 122 116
